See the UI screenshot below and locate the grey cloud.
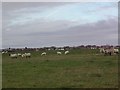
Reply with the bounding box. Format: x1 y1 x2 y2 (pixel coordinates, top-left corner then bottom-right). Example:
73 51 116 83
2 2 74 13
2 2 118 48
0 2 2 48
3 20 76 36
2 2 76 29
3 18 118 48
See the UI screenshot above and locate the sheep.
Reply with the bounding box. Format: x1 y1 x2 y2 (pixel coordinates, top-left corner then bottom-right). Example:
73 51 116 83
100 48 114 56
17 53 22 56
10 54 18 58
41 52 46 56
22 53 31 58
2 51 8 54
114 48 119 54
21 54 25 58
65 51 69 55
104 49 113 56
2 52 5 54
60 48 64 51
25 53 31 58
99 48 106 53
57 51 62 55
101 47 119 56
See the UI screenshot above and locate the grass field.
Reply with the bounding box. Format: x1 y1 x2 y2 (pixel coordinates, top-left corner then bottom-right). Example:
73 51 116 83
2 49 118 88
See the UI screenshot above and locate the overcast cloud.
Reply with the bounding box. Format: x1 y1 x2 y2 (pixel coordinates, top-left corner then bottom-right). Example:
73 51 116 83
0 2 2 49
2 2 118 48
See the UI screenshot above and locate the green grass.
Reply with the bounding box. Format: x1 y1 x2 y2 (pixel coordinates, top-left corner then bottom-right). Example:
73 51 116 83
2 49 118 88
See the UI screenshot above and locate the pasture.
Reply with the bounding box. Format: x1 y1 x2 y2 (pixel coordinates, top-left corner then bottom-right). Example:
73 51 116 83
2 48 118 88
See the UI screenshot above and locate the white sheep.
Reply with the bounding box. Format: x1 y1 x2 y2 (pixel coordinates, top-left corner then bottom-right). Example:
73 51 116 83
22 54 25 57
25 53 31 58
18 53 22 56
114 48 119 54
100 47 119 56
99 48 105 54
100 48 114 56
2 52 5 54
57 51 62 55
22 53 31 58
2 51 8 54
10 54 18 58
65 51 69 55
41 52 46 56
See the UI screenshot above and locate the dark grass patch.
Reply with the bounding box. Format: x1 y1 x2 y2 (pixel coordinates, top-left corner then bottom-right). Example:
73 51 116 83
89 73 102 77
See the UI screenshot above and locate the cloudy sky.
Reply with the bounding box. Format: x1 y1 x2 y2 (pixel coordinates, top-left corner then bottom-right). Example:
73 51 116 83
2 2 118 48
0 2 2 49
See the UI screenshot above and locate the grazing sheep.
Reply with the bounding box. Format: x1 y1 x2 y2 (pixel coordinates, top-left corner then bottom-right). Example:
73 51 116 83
10 54 17 58
57 51 62 55
25 53 31 58
65 51 69 55
22 53 31 58
100 48 114 56
114 48 119 54
104 49 113 56
2 51 8 54
17 53 22 56
2 52 5 54
41 52 46 56
99 48 105 54
22 54 26 58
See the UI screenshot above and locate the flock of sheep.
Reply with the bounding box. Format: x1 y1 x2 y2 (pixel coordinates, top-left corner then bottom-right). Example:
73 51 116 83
8 50 70 59
99 48 119 55
2 47 119 59
10 53 31 58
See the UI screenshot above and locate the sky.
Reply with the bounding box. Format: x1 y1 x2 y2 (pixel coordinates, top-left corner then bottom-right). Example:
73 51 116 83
0 2 2 49
2 2 118 48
